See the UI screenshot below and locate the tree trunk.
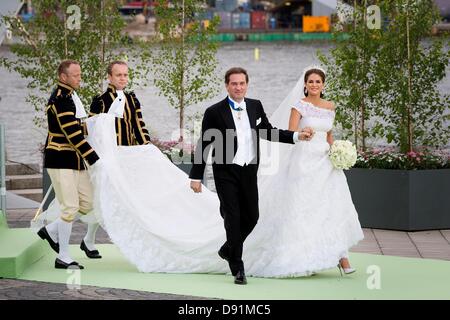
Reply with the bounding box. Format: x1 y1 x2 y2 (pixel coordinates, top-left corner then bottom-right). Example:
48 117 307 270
179 86 185 143
405 1 413 152
360 0 367 151
100 0 106 92
63 7 68 58
360 100 366 151
179 62 185 143
179 0 186 143
353 0 359 150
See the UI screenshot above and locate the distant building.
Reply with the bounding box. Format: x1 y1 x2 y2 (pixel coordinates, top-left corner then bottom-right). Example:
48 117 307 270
270 0 311 29
312 0 337 17
269 0 337 29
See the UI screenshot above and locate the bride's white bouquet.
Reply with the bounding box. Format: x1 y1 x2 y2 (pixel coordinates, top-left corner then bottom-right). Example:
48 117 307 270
329 140 357 170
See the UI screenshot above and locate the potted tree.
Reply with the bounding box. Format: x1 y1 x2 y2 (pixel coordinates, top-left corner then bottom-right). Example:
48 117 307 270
320 0 450 231
149 0 220 175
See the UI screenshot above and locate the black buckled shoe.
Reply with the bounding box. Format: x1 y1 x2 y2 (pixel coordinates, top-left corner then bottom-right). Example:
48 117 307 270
80 240 102 259
55 258 84 270
234 270 247 285
37 227 59 253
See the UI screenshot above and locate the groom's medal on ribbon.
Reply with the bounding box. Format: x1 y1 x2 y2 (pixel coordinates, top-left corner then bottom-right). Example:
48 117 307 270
228 98 243 120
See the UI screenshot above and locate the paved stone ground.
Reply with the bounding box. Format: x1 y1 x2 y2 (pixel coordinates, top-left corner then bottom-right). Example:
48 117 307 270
2 208 450 299
0 279 209 300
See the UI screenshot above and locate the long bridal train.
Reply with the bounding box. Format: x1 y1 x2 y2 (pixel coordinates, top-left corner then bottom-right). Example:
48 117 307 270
86 113 227 274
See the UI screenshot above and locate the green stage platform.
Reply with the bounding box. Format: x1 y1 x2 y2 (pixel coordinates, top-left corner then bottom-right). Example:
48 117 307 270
13 244 450 300
0 228 48 278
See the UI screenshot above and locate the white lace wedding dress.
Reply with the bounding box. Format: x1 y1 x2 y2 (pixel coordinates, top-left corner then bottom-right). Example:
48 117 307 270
244 100 364 277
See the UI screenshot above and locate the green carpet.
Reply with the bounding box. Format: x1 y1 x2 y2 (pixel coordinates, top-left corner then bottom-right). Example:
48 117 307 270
17 244 450 299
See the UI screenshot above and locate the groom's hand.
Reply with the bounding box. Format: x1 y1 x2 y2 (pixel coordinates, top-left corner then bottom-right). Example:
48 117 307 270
298 127 314 141
190 180 202 193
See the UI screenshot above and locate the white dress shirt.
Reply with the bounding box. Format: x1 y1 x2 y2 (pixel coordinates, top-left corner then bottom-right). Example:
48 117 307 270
71 91 87 119
228 96 256 166
191 96 301 181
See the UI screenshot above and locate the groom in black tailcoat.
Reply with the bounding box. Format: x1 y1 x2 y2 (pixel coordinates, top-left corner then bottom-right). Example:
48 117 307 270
189 67 313 285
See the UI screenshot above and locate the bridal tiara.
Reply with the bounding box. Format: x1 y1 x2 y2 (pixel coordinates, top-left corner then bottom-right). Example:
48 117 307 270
302 64 326 76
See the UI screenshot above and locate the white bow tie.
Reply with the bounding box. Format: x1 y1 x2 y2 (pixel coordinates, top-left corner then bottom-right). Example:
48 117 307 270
108 90 126 118
71 91 87 119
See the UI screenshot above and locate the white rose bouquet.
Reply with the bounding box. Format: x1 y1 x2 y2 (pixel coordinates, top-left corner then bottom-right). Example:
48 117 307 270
329 140 357 170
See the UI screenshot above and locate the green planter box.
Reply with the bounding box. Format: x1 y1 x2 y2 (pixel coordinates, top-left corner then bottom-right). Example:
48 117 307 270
345 168 450 231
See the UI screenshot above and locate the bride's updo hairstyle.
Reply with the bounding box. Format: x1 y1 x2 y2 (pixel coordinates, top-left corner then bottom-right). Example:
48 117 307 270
304 68 326 98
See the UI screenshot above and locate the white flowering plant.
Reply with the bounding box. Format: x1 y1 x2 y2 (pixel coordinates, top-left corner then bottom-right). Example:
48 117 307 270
355 148 450 170
329 140 357 170
152 138 195 164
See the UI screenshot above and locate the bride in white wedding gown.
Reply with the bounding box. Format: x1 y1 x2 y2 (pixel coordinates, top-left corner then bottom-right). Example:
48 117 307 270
244 67 364 277
72 66 363 277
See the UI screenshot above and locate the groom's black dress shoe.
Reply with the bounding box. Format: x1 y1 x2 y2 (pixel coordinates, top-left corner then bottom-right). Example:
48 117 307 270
80 240 102 259
37 227 59 253
234 270 247 285
55 258 84 270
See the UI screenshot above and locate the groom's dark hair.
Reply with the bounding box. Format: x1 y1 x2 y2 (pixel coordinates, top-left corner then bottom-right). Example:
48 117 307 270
225 67 249 84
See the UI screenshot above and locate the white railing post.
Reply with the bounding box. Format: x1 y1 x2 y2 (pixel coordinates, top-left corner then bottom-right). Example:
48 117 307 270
0 124 6 222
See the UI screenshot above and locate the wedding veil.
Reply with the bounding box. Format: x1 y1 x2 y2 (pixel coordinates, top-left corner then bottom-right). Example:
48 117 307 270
258 65 326 178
